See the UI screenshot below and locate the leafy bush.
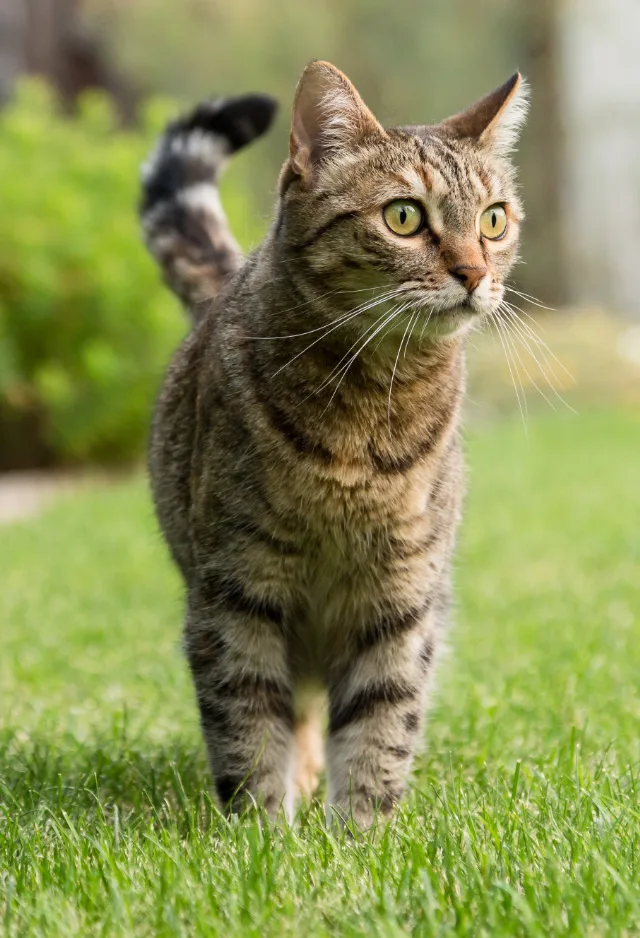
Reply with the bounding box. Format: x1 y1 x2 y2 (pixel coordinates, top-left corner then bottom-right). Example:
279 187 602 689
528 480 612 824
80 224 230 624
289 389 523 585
0 81 264 469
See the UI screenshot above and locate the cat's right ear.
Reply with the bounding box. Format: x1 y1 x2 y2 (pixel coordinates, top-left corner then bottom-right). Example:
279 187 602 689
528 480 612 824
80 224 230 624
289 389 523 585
288 60 385 179
441 73 528 157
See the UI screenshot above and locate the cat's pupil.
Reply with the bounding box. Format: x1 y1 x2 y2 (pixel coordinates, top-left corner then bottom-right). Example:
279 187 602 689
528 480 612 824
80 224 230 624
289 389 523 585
399 207 407 225
491 211 496 228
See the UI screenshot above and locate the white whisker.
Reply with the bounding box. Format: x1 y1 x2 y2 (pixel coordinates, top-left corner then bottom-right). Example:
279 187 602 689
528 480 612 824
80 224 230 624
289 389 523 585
387 309 419 437
490 311 528 434
372 308 410 354
313 304 404 398
497 309 557 412
403 308 422 358
498 305 577 414
501 301 575 383
505 286 555 312
319 306 411 414
270 290 405 377
496 313 530 424
250 286 402 341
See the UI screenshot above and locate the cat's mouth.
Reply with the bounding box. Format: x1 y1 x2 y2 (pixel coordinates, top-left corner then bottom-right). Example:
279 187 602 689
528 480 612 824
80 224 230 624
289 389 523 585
417 297 490 339
395 286 487 317
433 292 495 323
370 287 492 342
438 292 488 315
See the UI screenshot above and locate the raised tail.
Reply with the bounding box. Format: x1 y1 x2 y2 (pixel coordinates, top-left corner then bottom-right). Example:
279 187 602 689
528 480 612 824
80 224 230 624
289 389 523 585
140 94 277 323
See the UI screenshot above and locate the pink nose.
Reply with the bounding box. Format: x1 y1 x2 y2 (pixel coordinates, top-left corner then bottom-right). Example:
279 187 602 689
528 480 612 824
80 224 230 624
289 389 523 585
449 264 487 293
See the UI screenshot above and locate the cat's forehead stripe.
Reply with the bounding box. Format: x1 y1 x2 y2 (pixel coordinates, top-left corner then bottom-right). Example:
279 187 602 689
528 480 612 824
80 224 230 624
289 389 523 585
413 138 498 205
418 164 434 191
420 161 449 199
392 167 428 196
420 143 462 196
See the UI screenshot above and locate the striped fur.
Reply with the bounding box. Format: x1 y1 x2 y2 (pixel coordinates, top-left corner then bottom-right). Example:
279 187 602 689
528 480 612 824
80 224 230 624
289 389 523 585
140 94 277 321
142 62 527 828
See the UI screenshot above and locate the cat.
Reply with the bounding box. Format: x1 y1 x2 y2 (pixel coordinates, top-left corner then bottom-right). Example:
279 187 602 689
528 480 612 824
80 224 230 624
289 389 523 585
140 60 527 828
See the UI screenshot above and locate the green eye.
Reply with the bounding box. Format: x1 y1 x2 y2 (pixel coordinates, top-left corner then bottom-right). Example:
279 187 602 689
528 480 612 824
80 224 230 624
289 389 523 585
383 200 423 236
479 204 508 240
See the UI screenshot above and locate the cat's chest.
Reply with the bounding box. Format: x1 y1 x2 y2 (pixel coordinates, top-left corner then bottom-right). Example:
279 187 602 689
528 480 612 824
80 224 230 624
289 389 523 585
275 453 460 668
300 472 436 599
287 496 443 671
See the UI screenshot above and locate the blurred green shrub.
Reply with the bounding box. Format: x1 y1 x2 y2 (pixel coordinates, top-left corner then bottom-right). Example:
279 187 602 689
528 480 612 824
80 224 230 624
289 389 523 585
0 81 265 469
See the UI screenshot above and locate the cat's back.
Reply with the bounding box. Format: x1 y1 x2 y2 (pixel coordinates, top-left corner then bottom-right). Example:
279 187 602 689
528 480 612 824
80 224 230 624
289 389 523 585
148 308 219 581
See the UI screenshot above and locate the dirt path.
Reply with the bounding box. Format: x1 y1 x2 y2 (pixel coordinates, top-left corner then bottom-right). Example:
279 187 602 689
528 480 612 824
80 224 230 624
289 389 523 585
0 471 110 524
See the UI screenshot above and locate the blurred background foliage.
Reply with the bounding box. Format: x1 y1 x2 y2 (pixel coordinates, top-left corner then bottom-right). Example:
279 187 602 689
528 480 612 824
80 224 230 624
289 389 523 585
0 82 184 468
0 0 637 470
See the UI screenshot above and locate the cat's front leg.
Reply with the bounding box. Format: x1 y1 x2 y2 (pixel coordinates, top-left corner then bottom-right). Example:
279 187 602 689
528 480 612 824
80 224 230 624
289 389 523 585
325 607 436 830
185 579 295 820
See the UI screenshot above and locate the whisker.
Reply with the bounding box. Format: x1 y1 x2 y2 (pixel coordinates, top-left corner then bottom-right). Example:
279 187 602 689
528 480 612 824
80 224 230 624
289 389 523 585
503 315 576 416
505 286 555 312
312 304 404 398
326 302 412 390
403 307 422 358
496 313 530 424
497 309 558 413
372 307 412 354
249 286 402 341
501 301 575 383
498 306 577 414
418 307 435 344
490 311 528 434
387 309 419 437
417 292 454 345
319 306 411 414
270 290 405 377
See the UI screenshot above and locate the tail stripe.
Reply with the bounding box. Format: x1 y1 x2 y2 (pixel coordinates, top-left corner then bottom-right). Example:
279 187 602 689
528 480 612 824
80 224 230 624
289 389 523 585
140 94 277 323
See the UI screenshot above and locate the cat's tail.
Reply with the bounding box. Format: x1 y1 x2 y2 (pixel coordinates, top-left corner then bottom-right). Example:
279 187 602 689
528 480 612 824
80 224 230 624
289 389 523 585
140 94 277 324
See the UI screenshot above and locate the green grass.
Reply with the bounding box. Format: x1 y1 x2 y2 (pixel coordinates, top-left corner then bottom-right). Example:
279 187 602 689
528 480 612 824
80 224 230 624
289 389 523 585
1 410 639 937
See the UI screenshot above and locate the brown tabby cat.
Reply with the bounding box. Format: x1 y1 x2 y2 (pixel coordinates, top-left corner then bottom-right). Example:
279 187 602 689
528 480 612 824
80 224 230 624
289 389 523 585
140 61 527 828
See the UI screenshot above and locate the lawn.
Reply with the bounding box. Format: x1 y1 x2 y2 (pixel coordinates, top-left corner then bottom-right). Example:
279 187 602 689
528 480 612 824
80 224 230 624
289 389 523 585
1 409 639 937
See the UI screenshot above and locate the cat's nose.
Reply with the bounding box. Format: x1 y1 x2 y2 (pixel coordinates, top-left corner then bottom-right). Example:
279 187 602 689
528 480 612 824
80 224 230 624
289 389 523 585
449 264 487 293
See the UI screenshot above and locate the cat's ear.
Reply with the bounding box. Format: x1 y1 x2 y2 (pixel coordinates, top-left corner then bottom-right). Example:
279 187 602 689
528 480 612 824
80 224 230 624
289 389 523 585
289 60 385 177
441 73 528 156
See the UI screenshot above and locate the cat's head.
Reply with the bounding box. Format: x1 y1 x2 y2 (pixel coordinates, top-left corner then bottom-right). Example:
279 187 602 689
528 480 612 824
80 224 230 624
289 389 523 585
277 60 528 340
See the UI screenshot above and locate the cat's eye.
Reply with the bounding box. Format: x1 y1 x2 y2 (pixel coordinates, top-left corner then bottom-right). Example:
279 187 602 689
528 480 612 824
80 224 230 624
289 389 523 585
479 204 508 240
383 200 423 237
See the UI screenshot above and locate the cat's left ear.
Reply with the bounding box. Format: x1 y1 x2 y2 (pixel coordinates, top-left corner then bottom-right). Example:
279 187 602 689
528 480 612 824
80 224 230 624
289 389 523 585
289 60 386 179
441 73 529 156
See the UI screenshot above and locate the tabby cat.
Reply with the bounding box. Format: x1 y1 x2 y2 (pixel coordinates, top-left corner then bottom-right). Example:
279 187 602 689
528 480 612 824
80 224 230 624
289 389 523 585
140 61 527 828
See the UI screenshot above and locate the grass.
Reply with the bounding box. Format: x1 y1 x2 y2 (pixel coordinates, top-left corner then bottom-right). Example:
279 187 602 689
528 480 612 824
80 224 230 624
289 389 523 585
1 409 639 936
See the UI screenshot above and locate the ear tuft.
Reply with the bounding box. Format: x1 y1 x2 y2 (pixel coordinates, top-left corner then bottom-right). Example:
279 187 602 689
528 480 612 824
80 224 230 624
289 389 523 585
289 60 385 177
442 73 529 156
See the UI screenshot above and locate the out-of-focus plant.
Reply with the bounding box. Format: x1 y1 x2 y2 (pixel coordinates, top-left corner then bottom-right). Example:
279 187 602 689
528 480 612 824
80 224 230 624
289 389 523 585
0 81 263 468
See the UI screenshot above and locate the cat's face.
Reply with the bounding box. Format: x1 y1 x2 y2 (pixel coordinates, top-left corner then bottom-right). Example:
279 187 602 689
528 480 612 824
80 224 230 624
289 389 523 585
279 62 527 340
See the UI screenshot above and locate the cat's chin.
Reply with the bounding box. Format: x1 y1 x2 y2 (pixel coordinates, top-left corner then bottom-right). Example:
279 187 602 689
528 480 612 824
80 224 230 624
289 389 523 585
420 307 483 340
